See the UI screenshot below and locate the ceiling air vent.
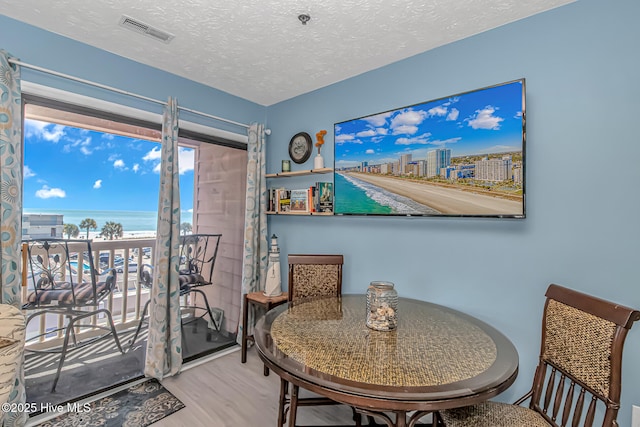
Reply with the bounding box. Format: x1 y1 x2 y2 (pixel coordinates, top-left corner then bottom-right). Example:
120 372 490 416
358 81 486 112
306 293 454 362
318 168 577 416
119 15 175 44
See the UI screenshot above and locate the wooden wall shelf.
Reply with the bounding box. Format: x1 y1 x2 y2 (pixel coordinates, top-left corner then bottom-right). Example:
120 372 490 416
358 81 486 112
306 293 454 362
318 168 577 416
266 211 333 216
266 168 333 178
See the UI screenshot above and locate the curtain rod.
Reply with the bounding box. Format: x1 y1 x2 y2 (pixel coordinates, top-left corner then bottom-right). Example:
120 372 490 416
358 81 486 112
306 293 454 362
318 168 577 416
8 58 251 130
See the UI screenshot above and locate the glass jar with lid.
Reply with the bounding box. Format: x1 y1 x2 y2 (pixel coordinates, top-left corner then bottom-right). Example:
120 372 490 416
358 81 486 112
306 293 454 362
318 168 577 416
366 281 398 331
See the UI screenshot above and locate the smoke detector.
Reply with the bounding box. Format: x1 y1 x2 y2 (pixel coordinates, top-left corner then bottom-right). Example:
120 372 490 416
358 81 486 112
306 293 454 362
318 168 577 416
119 15 175 44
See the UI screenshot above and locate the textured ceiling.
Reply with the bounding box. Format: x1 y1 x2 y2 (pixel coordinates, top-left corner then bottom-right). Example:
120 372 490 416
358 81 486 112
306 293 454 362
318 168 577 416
0 0 575 106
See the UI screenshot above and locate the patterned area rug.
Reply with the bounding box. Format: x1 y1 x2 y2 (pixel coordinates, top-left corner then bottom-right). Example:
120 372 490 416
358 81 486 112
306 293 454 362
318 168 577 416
35 379 185 427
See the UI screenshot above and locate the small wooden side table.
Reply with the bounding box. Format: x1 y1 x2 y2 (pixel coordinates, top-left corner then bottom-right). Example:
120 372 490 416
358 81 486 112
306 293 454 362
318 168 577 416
241 291 288 376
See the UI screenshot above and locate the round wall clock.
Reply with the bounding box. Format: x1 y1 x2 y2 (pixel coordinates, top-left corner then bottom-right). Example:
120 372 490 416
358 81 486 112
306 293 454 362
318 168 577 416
288 132 313 164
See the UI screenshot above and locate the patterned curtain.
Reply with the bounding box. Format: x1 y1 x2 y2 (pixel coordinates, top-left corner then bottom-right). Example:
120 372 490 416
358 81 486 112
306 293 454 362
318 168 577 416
144 97 182 379
0 50 27 427
238 123 268 343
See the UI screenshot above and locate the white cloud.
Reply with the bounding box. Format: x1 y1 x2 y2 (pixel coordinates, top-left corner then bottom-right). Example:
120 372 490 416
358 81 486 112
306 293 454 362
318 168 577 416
93 180 102 189
178 147 195 175
35 185 66 199
363 112 392 127
24 120 66 143
427 106 448 117
63 136 93 155
390 110 427 135
467 106 504 130
143 146 194 175
447 108 459 121
396 133 432 145
335 133 355 144
133 164 140 173
113 159 125 169
143 146 162 162
392 125 419 135
395 133 460 147
365 149 375 154
23 165 36 179
356 129 377 138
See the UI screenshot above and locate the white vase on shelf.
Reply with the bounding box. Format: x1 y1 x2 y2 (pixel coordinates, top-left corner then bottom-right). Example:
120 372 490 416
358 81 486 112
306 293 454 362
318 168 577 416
314 154 324 169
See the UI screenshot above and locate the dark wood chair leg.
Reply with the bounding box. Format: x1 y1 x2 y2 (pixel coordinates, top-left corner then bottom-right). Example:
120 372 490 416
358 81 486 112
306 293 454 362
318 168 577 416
278 378 289 427
289 384 299 427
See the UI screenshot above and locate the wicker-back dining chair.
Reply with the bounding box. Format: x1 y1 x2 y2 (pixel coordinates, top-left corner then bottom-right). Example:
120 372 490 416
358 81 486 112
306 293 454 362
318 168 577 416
279 254 366 427
437 284 640 427
287 254 343 302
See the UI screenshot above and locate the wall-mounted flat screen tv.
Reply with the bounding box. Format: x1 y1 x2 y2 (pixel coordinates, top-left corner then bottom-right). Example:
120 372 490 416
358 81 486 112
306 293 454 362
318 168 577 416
334 79 526 218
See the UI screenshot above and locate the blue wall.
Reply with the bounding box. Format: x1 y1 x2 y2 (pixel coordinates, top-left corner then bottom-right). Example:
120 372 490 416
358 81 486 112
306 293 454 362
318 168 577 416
3 0 640 423
266 0 640 424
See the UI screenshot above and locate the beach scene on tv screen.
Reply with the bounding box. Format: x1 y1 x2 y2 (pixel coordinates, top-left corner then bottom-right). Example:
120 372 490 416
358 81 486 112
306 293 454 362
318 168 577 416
334 80 525 217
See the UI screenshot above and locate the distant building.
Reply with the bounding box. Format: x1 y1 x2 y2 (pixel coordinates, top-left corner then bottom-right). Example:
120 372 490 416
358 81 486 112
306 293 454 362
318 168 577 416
406 162 419 176
427 148 451 177
400 154 412 174
513 165 524 184
444 164 476 180
475 155 513 182
22 214 64 239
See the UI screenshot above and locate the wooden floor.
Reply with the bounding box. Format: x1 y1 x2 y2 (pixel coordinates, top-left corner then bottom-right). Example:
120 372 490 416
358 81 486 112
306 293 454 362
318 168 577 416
155 345 363 427
28 343 433 426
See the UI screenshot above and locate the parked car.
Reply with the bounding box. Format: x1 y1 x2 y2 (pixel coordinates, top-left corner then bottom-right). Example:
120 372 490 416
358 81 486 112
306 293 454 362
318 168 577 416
116 262 138 273
99 253 124 265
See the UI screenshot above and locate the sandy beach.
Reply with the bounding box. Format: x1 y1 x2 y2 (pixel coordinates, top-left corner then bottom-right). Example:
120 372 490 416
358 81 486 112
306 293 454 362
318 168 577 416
344 172 523 216
85 230 157 241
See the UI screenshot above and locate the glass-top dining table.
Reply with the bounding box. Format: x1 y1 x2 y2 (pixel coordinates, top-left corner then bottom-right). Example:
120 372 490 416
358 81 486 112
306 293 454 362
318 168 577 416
254 294 519 427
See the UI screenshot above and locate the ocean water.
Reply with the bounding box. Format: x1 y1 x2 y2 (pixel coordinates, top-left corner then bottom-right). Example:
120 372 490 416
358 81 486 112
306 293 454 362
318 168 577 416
334 173 437 215
334 173 393 215
23 208 193 233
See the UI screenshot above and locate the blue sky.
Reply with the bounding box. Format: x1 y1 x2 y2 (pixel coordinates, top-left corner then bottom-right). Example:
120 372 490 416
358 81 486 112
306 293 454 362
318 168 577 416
335 80 524 169
23 120 194 212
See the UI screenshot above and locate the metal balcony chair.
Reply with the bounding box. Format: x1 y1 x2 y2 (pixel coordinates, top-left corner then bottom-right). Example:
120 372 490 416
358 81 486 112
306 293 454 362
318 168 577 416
128 233 223 349
278 254 366 427
21 238 124 392
436 284 640 427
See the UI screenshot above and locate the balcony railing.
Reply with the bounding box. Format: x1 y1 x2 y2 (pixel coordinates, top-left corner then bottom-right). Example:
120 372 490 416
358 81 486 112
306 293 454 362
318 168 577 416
22 238 156 347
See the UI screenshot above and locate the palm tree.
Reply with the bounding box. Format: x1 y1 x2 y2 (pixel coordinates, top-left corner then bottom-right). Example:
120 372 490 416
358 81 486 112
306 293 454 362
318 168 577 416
181 222 192 235
63 223 79 239
100 221 124 240
78 218 97 239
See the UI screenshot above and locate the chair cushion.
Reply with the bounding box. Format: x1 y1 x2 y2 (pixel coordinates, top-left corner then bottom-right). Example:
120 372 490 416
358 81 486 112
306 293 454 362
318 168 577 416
439 401 549 427
25 281 110 307
179 273 208 290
